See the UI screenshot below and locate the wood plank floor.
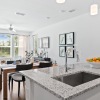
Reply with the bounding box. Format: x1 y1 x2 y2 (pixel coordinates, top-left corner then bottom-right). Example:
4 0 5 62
0 81 25 100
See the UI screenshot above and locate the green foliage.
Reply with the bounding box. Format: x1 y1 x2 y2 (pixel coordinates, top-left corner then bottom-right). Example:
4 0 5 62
0 47 10 57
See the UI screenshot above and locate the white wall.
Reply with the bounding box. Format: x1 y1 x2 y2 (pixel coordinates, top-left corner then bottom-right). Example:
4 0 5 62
33 13 100 65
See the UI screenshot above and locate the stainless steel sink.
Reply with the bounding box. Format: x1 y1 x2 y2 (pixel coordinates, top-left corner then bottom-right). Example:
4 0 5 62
53 72 100 87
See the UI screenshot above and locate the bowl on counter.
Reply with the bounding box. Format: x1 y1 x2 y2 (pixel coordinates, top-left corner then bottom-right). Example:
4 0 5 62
88 62 100 69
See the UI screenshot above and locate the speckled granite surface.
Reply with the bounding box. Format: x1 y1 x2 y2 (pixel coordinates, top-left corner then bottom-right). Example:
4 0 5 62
20 63 100 100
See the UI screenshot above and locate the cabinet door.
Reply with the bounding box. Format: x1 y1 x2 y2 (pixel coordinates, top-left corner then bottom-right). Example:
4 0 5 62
34 83 61 100
25 77 61 100
25 77 34 100
25 78 30 100
71 86 100 100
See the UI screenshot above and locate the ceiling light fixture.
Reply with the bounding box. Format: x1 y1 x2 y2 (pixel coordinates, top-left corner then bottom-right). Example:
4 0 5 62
16 12 26 16
90 4 98 15
9 24 16 32
56 0 65 3
69 9 76 13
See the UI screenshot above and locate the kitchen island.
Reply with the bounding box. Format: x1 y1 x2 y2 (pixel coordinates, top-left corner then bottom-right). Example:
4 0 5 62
20 63 100 100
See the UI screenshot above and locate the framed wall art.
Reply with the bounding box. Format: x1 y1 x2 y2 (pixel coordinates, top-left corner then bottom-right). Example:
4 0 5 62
59 46 65 57
66 46 74 58
66 32 74 45
59 34 66 45
42 37 50 48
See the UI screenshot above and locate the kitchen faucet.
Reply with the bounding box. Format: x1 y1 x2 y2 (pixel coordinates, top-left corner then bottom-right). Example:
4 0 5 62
65 47 72 72
65 51 68 72
65 47 80 72
76 51 80 62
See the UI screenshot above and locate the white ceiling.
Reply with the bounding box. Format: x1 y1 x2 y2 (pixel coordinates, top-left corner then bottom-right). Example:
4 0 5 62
0 0 100 32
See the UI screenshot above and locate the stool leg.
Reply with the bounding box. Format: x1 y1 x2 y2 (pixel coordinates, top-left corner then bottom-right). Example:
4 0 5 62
23 81 25 87
9 76 11 90
18 82 20 97
11 79 13 90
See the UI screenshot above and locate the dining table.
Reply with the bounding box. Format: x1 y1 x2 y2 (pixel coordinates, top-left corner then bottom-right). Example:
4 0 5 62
0 63 39 100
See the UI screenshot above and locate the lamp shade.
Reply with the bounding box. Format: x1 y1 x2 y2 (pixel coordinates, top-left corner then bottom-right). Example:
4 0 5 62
90 4 98 15
56 0 65 3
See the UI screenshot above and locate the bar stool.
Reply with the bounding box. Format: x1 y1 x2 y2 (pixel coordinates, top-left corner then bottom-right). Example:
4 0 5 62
9 63 33 97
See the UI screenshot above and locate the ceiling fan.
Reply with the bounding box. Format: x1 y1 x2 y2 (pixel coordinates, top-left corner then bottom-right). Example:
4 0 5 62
9 24 16 32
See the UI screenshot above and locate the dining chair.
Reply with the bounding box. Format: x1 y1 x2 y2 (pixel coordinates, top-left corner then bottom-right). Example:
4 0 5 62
7 60 21 64
7 61 14 64
44 58 51 61
9 63 33 97
39 61 52 68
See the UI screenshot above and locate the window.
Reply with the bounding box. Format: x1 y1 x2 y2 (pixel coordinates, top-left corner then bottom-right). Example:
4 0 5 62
13 35 29 58
0 34 29 58
33 35 38 56
14 35 19 56
0 34 11 57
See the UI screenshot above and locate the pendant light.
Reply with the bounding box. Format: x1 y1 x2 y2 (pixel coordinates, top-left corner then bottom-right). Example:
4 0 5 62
90 4 98 15
56 0 65 3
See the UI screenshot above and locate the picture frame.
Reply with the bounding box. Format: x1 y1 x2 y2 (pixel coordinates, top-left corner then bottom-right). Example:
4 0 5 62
42 37 50 48
59 34 66 45
66 46 74 58
59 46 65 57
66 32 74 45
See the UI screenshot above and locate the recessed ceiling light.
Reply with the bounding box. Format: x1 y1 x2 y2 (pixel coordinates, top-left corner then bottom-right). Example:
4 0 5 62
56 0 65 3
69 9 76 13
61 10 67 13
15 12 26 16
46 17 51 19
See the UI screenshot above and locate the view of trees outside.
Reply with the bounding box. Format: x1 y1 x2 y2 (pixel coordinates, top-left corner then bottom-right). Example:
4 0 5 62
0 34 11 57
0 47 10 57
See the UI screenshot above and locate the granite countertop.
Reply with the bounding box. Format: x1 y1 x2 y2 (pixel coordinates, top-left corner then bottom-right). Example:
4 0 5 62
20 63 100 100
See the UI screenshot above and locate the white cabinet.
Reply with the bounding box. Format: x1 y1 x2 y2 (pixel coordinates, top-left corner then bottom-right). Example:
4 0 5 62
25 77 34 100
33 83 61 100
25 76 100 100
71 86 100 100
25 78 30 100
25 77 61 100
